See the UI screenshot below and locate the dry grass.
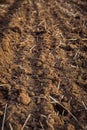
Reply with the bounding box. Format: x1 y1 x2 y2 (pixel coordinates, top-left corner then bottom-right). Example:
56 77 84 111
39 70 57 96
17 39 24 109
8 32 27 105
9 123 14 130
1 104 8 130
82 101 87 111
21 114 31 130
49 96 85 130
39 121 45 130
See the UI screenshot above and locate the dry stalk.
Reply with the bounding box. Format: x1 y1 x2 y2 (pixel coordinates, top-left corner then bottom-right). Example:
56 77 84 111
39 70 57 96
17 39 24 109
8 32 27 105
0 84 11 90
82 101 87 110
49 96 78 122
68 38 87 41
30 45 36 51
57 81 61 90
81 38 87 41
73 50 80 60
41 114 47 119
39 121 45 130
68 38 78 41
21 114 31 130
9 123 14 130
38 20 45 26
38 19 47 30
1 104 8 130
46 120 54 130
49 96 85 130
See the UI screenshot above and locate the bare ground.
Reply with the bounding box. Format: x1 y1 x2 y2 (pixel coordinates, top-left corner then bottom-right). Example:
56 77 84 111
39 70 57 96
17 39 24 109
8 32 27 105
0 0 87 130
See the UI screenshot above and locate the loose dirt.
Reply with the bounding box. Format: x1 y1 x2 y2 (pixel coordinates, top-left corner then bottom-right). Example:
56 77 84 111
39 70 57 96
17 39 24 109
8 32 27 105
0 0 87 130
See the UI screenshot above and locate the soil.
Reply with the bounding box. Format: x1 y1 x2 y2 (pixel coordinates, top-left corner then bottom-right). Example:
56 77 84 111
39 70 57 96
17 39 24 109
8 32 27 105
0 0 87 130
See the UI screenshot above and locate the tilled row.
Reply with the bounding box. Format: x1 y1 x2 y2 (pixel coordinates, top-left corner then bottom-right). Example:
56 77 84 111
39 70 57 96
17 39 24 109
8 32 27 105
0 0 87 130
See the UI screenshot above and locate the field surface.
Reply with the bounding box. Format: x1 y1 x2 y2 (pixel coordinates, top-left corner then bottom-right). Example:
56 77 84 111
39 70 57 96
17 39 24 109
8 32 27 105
0 0 87 130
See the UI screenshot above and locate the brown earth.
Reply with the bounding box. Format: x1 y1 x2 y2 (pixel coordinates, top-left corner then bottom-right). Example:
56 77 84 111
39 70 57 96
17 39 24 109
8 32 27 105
0 0 87 130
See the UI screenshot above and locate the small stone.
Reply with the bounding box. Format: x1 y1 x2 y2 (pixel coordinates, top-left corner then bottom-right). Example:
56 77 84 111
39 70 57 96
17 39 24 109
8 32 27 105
37 98 41 104
29 91 35 96
20 92 31 105
0 111 3 116
40 54 46 62
49 118 54 124
29 87 33 91
6 0 13 4
37 61 42 67
31 92 35 96
67 124 75 130
37 70 43 76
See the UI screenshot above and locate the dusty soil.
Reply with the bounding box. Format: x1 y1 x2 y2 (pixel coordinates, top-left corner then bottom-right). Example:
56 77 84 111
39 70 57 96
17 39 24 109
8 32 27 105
0 0 87 130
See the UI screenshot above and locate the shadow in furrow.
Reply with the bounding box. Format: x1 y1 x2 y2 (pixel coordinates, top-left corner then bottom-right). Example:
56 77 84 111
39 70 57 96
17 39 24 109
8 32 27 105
0 0 23 38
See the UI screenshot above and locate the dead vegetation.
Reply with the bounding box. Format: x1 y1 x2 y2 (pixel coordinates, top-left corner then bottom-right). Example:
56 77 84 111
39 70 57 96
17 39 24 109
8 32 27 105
0 0 87 130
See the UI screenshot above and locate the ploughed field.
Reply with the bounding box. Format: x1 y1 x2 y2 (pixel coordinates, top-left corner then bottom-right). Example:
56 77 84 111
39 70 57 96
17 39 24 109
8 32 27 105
0 0 87 130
